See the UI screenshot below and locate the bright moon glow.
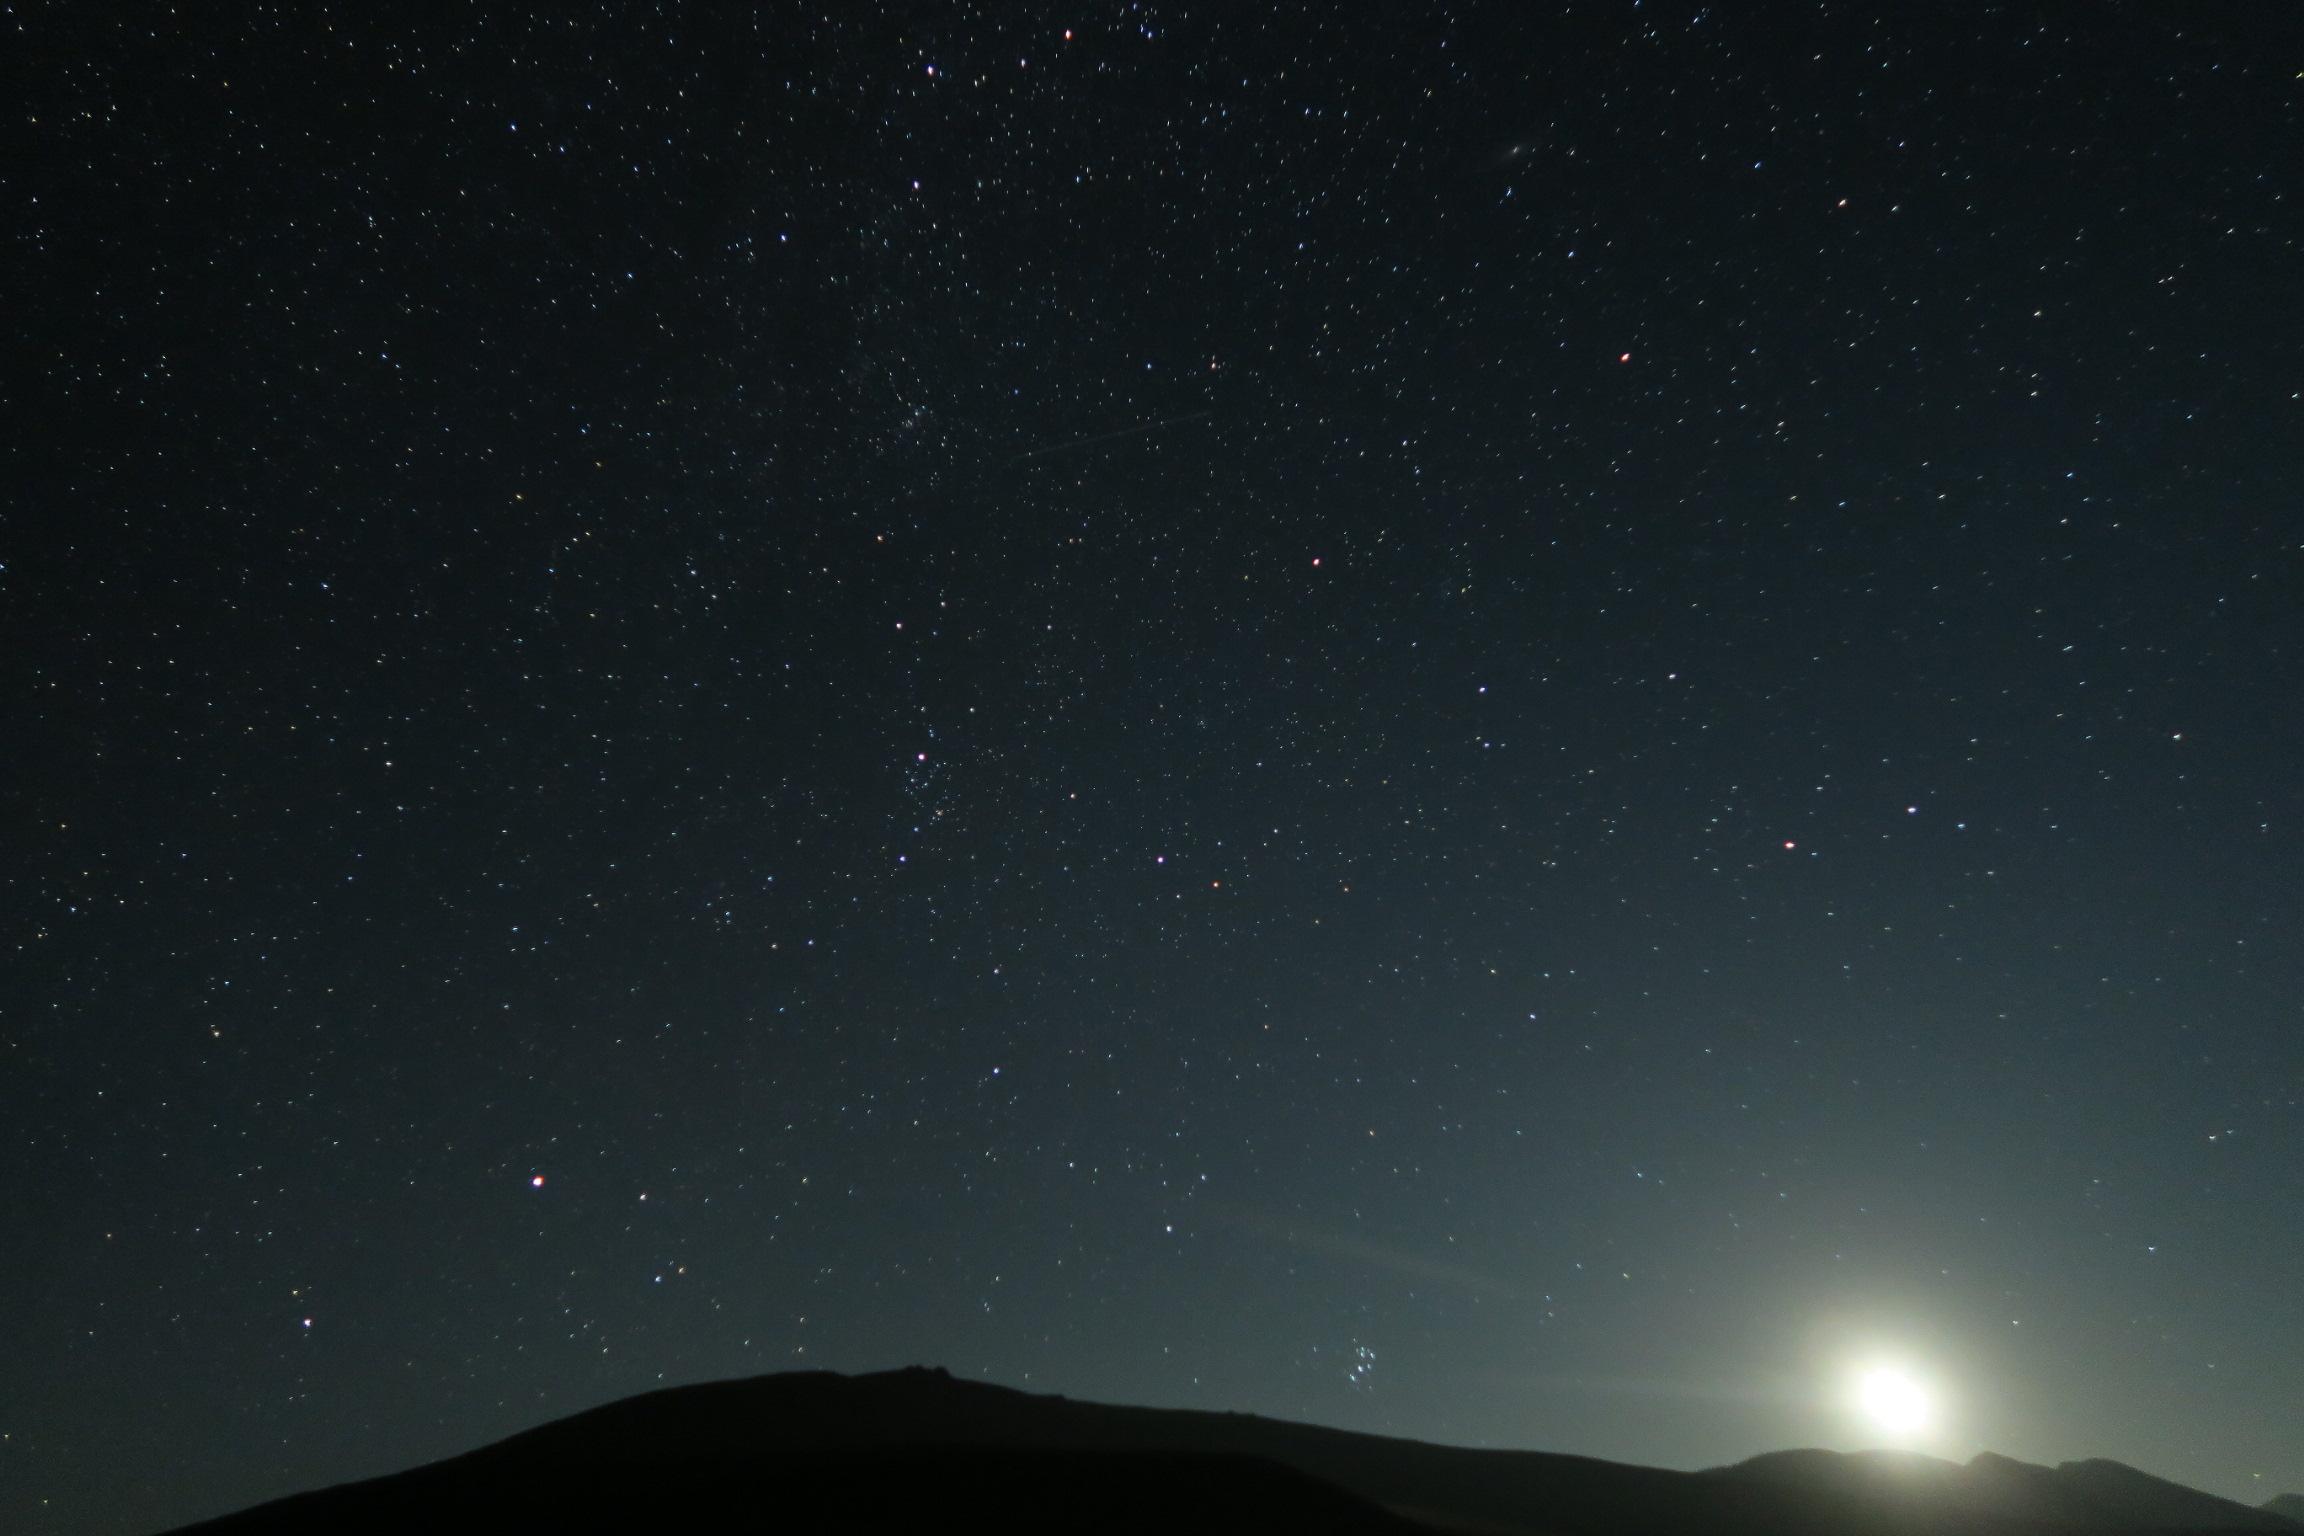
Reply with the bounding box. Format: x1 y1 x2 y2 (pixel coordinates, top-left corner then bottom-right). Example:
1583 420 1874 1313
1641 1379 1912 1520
1855 1366 1933 1437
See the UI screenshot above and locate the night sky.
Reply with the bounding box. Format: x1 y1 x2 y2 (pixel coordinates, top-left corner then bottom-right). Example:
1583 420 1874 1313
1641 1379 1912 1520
9 4 2302 1533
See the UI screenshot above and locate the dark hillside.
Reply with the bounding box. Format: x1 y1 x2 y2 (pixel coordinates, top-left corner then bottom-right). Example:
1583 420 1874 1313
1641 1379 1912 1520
163 1368 2304 1536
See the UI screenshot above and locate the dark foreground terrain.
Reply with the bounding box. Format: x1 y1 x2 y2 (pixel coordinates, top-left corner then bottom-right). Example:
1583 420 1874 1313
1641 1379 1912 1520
165 1366 2303 1536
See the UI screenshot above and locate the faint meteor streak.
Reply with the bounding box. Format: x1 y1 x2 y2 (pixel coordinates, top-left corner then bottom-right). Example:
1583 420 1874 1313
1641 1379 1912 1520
1200 1201 1528 1299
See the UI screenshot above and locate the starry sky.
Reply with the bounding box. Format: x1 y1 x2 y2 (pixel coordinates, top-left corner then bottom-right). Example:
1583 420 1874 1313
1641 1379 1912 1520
8 4 2302 1533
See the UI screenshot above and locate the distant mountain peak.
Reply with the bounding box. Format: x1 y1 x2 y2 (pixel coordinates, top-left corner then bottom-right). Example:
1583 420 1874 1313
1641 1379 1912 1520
2260 1491 2304 1525
1715 1445 1959 1480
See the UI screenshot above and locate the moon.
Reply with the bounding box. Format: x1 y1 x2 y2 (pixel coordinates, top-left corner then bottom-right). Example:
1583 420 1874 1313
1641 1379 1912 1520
1854 1364 1934 1438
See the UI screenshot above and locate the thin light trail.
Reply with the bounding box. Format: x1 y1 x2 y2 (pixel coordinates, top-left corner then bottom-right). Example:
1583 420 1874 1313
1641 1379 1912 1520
1012 409 1213 461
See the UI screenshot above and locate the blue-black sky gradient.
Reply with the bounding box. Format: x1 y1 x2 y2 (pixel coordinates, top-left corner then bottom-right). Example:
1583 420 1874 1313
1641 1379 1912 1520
8 4 2301 1533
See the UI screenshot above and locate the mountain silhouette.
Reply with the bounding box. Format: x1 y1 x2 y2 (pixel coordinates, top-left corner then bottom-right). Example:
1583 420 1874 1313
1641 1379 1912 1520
2264 1496 2304 1524
161 1366 2304 1536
